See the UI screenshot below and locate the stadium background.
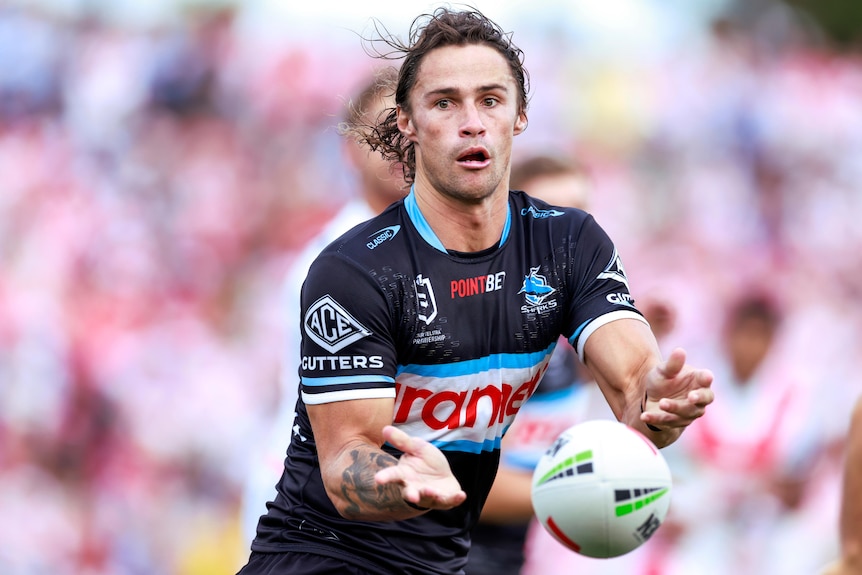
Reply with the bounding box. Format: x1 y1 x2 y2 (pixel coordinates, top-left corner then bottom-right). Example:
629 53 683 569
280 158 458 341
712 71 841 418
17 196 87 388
1 0 860 573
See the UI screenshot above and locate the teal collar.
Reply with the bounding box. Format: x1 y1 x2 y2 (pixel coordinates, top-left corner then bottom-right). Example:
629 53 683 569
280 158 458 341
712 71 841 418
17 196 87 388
404 185 511 254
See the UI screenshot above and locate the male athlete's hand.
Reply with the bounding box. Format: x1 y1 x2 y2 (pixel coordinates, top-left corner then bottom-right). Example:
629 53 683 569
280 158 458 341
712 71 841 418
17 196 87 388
641 347 714 431
375 425 467 511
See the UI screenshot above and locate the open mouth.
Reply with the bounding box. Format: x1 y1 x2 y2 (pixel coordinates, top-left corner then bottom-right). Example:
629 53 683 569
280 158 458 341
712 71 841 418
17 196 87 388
457 148 490 166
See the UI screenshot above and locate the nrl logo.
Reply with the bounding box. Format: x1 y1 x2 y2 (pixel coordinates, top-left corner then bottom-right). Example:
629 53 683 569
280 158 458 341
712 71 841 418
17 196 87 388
518 266 556 307
415 274 438 325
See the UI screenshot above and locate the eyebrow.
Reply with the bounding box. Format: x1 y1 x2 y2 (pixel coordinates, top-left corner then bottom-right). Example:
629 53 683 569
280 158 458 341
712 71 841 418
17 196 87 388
424 83 511 98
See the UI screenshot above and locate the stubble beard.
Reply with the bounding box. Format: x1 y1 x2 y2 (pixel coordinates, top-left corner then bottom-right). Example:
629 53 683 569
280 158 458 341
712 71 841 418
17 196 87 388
422 159 508 205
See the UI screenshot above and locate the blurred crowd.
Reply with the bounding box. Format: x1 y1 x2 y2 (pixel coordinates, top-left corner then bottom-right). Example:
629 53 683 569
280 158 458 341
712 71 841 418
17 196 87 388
0 2 860 574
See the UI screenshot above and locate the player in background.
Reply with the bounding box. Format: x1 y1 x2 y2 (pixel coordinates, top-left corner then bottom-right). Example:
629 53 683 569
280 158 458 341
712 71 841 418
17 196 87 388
468 155 681 575
238 67 407 550
465 153 610 575
237 8 713 575
821 395 862 575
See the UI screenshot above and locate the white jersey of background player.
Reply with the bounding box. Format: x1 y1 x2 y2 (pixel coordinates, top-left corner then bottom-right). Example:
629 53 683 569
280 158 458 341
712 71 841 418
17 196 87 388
239 69 407 547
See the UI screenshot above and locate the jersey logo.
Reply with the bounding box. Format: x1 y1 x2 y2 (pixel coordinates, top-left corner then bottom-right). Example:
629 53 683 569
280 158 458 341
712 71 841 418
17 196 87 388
518 267 556 307
450 271 506 299
393 366 544 431
415 274 438 325
366 225 401 250
304 295 372 353
521 205 565 218
597 248 629 289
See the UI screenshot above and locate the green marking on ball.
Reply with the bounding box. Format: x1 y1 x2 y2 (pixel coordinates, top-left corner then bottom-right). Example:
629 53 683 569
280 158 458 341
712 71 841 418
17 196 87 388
614 487 669 517
536 449 593 485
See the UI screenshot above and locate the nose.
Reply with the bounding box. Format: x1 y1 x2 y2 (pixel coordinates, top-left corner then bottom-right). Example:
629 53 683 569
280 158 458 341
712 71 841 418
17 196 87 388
460 103 486 137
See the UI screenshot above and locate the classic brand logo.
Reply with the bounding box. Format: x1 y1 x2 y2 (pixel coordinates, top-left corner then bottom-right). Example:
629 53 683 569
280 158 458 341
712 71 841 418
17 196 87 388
366 225 401 250
518 267 556 308
303 295 371 353
415 274 438 325
520 205 565 218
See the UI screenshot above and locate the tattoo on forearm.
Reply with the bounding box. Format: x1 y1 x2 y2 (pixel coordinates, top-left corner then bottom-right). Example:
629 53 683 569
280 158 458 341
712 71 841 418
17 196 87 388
340 448 402 518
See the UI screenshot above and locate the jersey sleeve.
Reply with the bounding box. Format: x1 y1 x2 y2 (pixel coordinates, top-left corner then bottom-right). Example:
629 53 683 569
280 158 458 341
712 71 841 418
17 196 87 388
298 252 398 405
565 215 647 361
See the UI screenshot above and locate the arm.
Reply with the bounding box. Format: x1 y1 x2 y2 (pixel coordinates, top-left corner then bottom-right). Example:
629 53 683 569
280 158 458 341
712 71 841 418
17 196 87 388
823 397 862 574
582 318 713 448
307 397 466 521
478 465 534 523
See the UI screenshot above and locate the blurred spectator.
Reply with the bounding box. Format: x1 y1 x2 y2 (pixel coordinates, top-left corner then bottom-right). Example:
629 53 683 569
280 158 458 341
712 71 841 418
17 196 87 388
640 288 839 575
0 4 65 120
0 2 860 573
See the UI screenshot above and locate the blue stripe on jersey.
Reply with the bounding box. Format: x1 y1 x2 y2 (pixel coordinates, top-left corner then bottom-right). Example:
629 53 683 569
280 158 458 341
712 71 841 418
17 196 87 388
301 374 395 387
405 187 447 253
569 318 592 347
405 186 512 252
397 343 556 378
499 202 511 247
430 435 503 454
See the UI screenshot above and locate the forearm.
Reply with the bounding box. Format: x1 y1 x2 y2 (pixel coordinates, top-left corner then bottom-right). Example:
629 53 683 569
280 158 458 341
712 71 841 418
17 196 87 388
322 440 429 521
584 319 712 449
840 399 862 566
586 319 676 446
479 466 534 524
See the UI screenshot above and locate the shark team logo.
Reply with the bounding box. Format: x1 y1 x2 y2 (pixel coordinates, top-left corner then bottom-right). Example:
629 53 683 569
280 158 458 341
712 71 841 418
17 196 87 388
519 267 557 313
304 295 372 353
415 274 438 325
597 248 630 289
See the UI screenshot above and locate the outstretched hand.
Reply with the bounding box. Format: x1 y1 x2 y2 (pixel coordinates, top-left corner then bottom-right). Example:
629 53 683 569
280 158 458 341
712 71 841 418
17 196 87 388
374 425 467 511
641 347 714 431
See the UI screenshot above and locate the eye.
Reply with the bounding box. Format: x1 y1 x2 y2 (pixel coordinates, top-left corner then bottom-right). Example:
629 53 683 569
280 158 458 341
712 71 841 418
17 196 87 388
482 97 499 108
436 99 452 109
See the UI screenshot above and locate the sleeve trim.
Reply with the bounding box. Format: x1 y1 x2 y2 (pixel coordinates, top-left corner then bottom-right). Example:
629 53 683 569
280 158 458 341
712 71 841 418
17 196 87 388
301 387 396 406
574 310 648 362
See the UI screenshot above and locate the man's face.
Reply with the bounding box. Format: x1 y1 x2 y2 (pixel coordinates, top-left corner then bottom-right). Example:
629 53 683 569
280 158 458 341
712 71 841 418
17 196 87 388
397 44 527 202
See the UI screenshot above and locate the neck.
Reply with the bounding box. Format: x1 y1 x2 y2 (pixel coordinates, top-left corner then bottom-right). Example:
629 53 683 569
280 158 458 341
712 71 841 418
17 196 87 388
411 184 510 253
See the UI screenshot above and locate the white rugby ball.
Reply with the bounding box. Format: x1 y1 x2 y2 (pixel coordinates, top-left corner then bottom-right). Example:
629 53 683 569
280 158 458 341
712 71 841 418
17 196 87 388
531 419 672 558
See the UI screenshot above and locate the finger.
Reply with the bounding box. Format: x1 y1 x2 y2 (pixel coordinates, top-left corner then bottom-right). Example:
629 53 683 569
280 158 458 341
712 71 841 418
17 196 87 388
421 486 467 508
688 385 714 408
657 347 686 379
657 395 709 422
696 368 715 390
382 425 415 453
374 464 405 487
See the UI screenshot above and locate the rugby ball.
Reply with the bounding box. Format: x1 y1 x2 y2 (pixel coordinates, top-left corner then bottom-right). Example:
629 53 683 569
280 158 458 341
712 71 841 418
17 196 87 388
531 419 672 558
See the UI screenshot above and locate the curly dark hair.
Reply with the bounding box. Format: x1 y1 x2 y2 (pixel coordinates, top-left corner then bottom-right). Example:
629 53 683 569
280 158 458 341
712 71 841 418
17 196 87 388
339 66 399 131
349 7 531 184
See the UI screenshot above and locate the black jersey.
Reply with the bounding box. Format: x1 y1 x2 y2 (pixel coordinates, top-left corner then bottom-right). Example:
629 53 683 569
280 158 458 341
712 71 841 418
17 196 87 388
251 189 645 575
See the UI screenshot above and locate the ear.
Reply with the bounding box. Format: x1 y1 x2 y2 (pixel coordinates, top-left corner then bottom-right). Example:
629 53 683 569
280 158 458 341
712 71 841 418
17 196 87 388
513 110 528 135
397 105 417 142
